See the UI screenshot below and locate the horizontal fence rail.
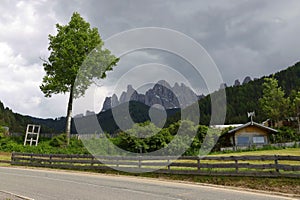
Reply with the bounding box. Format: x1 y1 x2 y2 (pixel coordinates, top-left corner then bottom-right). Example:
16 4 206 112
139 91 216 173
0 160 11 164
11 152 300 178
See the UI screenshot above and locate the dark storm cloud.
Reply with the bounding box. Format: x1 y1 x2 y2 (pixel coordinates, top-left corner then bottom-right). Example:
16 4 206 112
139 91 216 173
67 0 300 84
0 0 300 117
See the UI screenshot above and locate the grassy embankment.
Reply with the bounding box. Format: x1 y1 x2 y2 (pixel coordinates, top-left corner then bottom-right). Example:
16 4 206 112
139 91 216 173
108 148 300 196
1 148 299 195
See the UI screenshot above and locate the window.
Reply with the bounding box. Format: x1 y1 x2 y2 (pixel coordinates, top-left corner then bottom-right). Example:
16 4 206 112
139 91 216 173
237 136 249 145
253 136 265 144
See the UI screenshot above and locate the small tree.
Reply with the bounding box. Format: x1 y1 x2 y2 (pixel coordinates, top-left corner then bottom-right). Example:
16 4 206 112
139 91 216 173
259 77 290 126
40 12 119 144
291 91 300 133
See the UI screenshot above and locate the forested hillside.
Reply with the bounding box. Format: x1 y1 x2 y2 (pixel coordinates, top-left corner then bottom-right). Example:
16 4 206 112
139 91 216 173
197 62 300 125
0 101 31 132
1 61 300 133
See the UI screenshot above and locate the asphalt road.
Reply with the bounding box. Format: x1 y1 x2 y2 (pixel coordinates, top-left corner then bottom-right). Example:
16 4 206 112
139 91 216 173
0 167 297 200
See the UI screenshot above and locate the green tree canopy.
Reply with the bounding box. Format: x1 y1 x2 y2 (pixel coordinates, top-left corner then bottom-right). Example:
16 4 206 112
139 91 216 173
259 77 290 124
290 90 300 115
40 12 119 144
289 90 300 132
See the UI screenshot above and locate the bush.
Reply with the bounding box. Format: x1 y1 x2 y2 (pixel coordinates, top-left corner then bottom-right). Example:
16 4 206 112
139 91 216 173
0 126 6 139
274 126 300 143
49 134 67 147
0 133 88 154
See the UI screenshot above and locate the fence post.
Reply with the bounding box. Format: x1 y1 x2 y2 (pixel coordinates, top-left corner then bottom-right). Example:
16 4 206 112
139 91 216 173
138 156 141 168
167 158 170 171
235 159 239 173
197 158 201 171
91 156 94 167
11 152 15 164
49 155 52 165
274 155 279 173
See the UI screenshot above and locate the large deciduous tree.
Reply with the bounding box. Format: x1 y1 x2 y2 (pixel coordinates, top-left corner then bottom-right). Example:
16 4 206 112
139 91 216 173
259 77 290 126
40 12 119 144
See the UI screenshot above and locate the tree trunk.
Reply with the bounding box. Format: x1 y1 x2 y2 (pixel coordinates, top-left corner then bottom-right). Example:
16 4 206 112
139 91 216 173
65 85 74 145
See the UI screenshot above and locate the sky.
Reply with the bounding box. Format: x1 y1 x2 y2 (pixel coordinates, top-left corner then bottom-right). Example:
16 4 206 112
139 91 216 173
1 0 300 118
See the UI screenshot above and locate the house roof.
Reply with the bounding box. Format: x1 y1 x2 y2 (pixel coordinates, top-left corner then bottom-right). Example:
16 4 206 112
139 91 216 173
210 124 244 129
227 121 278 134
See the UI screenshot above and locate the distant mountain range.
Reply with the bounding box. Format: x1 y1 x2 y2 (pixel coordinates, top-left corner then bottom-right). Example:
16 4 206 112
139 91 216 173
101 77 256 112
101 80 204 112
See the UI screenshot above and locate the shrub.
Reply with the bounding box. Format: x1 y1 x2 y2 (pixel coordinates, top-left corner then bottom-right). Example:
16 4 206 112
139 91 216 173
274 126 300 143
49 134 67 147
0 126 6 139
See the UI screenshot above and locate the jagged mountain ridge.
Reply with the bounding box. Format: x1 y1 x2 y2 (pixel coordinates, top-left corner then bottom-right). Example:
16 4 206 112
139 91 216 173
101 80 204 112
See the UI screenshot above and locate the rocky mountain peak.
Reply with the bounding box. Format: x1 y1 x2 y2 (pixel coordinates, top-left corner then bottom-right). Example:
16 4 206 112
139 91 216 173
242 76 252 84
157 80 171 89
127 84 134 93
219 83 227 89
234 79 240 86
174 82 180 88
101 80 203 112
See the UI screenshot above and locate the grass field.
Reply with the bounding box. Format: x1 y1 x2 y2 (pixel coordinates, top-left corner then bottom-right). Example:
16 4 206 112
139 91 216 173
0 152 11 166
0 152 11 160
211 148 300 156
208 148 300 166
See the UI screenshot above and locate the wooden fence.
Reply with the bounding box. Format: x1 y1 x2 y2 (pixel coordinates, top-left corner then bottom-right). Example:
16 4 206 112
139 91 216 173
0 160 11 164
11 152 300 178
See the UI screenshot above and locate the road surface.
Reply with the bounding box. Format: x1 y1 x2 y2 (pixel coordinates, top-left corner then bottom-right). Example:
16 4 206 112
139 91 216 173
0 167 297 200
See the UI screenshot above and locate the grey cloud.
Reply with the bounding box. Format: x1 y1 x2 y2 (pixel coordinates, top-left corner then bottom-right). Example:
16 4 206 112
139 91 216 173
1 0 300 117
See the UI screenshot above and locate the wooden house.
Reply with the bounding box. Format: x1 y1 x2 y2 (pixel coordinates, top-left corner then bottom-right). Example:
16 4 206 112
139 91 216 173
226 121 278 147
